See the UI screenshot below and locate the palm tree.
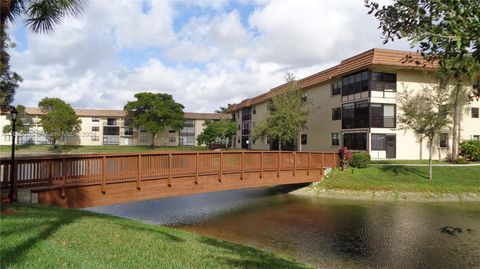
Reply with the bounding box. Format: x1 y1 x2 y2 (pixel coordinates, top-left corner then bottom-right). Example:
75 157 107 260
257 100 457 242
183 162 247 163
0 0 86 106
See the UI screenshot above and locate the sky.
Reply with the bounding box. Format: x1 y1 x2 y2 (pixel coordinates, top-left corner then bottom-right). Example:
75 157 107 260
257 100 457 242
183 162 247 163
8 0 411 113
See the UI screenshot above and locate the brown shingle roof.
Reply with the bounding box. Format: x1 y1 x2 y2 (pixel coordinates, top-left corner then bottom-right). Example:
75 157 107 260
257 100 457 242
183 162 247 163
25 107 227 120
226 48 436 112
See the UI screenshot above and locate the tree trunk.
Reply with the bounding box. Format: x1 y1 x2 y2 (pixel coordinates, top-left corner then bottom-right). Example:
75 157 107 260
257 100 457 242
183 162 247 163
297 131 302 152
428 140 433 181
419 138 423 160
52 139 57 149
278 136 282 151
451 105 458 161
151 133 156 147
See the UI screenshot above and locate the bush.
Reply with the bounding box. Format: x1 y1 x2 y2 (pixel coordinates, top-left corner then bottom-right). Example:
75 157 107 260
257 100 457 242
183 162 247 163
459 140 480 161
350 152 371 168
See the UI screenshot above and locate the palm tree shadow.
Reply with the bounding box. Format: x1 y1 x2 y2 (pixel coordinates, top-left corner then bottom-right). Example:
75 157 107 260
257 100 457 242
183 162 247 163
0 204 81 268
378 165 429 179
196 237 310 269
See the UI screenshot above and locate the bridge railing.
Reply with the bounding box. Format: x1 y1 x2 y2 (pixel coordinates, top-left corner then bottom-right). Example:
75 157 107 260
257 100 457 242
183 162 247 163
0 151 339 191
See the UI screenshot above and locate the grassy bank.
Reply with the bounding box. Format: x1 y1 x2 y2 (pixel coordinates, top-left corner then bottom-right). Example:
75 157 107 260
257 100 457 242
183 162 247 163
319 165 480 194
0 145 208 156
0 203 313 269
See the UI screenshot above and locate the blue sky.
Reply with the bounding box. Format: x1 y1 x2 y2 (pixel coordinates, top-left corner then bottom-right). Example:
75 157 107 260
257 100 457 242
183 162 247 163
9 0 410 112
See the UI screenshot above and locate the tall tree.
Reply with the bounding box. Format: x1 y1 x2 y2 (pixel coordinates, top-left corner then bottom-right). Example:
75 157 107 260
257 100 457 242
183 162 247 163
253 73 308 151
2 104 29 134
39 97 81 149
366 0 480 160
0 28 22 107
397 85 451 180
215 105 230 114
197 119 236 149
124 92 185 147
0 0 86 106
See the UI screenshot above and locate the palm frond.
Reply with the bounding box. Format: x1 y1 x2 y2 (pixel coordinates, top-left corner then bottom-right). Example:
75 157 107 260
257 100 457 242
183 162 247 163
25 0 86 34
1 0 26 24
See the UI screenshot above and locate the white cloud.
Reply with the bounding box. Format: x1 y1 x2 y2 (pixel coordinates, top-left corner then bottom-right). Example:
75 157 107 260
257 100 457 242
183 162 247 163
9 0 411 113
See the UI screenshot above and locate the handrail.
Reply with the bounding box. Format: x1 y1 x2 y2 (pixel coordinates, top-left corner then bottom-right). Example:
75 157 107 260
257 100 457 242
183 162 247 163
0 151 339 191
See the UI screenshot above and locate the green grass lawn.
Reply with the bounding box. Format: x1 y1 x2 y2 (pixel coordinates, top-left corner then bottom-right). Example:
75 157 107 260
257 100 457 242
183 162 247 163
0 203 313 269
320 165 480 194
0 145 209 156
371 159 479 164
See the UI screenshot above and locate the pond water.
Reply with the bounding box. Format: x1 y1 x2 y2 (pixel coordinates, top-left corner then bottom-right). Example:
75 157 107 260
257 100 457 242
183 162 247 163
88 186 480 268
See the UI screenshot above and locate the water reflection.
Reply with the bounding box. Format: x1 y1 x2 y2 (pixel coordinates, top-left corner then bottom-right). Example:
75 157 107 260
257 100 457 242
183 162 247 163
88 188 480 269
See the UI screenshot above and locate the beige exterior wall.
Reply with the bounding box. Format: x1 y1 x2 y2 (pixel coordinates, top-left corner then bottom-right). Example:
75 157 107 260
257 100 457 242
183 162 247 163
0 111 219 148
229 67 480 160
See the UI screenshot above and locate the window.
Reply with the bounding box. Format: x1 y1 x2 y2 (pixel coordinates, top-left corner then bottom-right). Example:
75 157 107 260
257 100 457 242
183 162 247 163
332 107 341 120
439 133 448 148
140 127 146 133
472 107 479 118
301 134 307 145
371 134 386 150
140 136 148 143
341 70 369 96
331 81 341 95
237 124 240 130
124 118 132 126
473 135 480 141
301 93 307 102
473 81 479 96
342 101 369 129
371 72 397 92
343 133 367 150
92 117 100 122
242 107 252 121
253 106 256 114
107 118 117 126
168 129 176 133
169 137 176 143
91 136 99 142
91 126 99 132
331 133 339 146
371 104 396 128
183 120 195 127
124 128 134 136
241 121 251 135
103 126 119 135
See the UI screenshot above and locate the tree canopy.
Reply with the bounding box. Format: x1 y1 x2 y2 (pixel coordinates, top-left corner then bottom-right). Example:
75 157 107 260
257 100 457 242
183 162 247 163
253 73 308 151
197 119 236 149
397 85 451 180
124 92 185 147
39 97 81 149
2 104 29 134
365 0 480 70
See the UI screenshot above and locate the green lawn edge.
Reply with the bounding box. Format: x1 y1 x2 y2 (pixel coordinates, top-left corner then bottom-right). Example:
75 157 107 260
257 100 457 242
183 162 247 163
1 203 314 269
318 165 480 194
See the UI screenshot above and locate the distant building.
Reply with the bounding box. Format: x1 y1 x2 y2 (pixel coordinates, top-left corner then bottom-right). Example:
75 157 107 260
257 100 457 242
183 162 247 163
226 48 480 160
0 108 229 147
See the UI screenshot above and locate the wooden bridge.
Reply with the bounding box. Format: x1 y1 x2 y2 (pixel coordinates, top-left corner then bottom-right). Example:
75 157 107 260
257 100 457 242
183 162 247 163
1 151 338 208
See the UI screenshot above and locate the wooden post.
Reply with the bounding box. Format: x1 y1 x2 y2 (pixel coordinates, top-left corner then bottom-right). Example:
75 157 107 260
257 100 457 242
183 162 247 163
320 153 324 177
195 153 199 184
277 151 281 178
62 158 67 198
307 152 311 176
293 152 296 176
168 153 172 187
101 156 106 193
240 152 244 180
136 154 141 190
48 160 53 186
260 152 264 179
219 152 223 182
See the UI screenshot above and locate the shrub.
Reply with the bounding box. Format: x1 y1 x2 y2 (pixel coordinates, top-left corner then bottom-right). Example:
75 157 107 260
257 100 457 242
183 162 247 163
350 152 371 168
459 140 480 161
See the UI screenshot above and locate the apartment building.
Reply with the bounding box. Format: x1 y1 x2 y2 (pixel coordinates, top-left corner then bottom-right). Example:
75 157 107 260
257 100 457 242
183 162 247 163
227 48 480 160
0 108 227 147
